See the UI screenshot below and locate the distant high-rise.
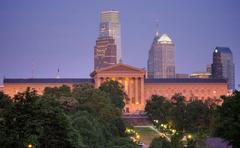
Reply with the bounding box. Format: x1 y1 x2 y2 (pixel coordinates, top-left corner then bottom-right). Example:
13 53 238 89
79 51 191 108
176 73 189 78
94 10 121 70
207 64 212 74
147 31 175 78
212 47 235 90
94 36 117 70
100 10 121 63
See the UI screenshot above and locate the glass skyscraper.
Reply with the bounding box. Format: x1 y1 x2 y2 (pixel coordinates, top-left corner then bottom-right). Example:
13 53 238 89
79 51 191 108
100 10 122 63
212 47 235 90
147 31 175 78
94 10 121 70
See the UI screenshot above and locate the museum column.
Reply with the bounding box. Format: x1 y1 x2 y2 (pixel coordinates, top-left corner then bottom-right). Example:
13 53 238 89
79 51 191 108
135 77 138 104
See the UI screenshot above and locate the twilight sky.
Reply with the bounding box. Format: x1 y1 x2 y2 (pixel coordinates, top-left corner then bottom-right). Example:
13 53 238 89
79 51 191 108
0 0 239 89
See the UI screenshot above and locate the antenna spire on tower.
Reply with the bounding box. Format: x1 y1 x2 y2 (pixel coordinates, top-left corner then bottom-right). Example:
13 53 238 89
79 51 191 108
31 59 35 78
56 68 60 79
155 19 160 36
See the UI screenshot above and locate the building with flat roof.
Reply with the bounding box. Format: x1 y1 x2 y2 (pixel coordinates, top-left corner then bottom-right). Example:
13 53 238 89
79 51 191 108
190 72 211 78
176 73 189 78
212 47 235 90
4 64 228 114
100 10 121 63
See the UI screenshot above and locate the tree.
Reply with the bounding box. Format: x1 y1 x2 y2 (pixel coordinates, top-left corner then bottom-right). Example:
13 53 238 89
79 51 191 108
44 85 72 98
0 84 136 147
145 95 172 124
73 84 126 137
43 85 78 112
0 92 12 120
0 88 84 148
212 90 240 147
71 111 106 148
171 94 187 131
99 80 126 110
149 137 171 148
185 100 211 132
0 92 11 109
107 137 139 148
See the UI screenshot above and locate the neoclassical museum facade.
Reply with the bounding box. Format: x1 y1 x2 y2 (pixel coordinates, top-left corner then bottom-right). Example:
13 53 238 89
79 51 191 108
4 64 228 114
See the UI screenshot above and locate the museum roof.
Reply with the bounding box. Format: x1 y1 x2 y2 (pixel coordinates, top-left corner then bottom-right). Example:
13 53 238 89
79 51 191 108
4 78 227 84
144 78 227 83
4 78 94 84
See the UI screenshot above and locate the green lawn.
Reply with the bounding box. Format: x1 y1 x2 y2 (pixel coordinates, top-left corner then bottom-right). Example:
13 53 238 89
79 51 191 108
134 127 160 146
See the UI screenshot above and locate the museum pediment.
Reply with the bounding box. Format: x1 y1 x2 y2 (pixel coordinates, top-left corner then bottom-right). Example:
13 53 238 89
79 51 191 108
90 63 145 77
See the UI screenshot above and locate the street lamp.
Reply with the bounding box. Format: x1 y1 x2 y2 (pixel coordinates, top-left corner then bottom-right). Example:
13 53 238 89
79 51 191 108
28 144 33 148
153 119 159 124
187 134 192 139
135 134 140 140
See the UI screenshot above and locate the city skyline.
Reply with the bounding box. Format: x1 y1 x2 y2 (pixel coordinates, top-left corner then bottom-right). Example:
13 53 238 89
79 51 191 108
0 0 239 89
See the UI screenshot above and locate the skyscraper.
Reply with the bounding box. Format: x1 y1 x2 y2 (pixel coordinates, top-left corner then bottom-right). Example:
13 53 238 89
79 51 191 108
100 10 121 63
94 36 117 70
212 47 235 90
94 10 121 70
147 31 175 78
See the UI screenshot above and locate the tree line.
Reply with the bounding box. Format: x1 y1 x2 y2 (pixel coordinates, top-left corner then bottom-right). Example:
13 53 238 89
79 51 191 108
145 91 240 148
0 81 138 148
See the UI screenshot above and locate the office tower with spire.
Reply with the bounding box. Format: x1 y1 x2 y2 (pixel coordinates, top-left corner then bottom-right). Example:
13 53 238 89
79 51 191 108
212 47 235 90
94 10 121 70
147 26 176 78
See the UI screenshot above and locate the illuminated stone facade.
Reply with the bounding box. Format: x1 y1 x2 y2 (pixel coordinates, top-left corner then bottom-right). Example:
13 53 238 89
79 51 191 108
91 64 145 113
4 64 228 114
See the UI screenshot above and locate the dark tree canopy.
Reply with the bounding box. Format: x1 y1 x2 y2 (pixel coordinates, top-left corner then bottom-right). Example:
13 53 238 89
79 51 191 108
145 93 218 147
99 80 126 110
212 90 240 147
0 83 137 148
149 137 171 148
0 88 84 148
145 95 172 124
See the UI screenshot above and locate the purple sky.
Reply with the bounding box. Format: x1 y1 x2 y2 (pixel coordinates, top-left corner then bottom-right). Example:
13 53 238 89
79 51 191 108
1 0 240 89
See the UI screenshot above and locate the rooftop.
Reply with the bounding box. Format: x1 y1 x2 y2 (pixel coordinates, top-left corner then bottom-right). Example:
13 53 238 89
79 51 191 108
214 47 232 54
3 78 227 84
145 78 227 83
158 34 173 44
4 78 94 84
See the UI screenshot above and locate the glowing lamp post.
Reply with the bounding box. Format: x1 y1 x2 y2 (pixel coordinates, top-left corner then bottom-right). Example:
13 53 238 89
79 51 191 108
135 133 140 141
28 144 33 148
187 134 192 139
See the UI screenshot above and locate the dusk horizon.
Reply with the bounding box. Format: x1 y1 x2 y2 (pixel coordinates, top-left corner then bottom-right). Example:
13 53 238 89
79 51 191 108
1 0 239 89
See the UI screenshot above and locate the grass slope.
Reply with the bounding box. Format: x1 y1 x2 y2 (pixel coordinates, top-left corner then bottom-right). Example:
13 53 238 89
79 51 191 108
134 127 160 146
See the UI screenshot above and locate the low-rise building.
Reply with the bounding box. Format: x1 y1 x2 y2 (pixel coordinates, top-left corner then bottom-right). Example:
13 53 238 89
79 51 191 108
190 72 211 78
4 64 228 114
176 73 189 78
